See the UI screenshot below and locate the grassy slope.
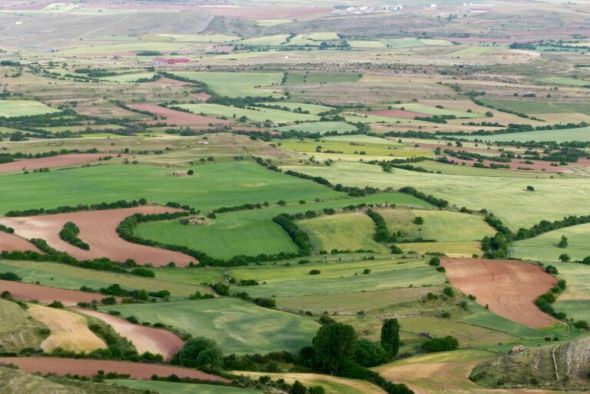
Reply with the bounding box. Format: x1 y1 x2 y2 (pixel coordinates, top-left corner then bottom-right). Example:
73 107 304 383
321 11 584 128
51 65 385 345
171 72 283 97
0 299 45 352
100 298 319 354
282 162 590 229
0 100 60 117
178 103 318 124
108 380 260 394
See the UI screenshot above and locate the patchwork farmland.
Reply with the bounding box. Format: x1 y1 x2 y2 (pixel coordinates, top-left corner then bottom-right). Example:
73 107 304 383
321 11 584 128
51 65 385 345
2 0 590 393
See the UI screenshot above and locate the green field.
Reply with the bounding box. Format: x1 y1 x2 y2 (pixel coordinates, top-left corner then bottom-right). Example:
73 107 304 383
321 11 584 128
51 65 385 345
0 100 60 118
178 103 317 124
227 258 445 299
239 34 290 46
0 299 45 352
100 72 155 83
263 102 333 114
100 298 319 354
381 38 452 48
298 212 389 253
109 380 260 394
275 121 358 134
0 260 208 297
511 223 590 263
478 98 590 115
282 161 590 229
144 33 240 43
389 103 481 118
472 126 590 142
170 72 283 97
135 192 427 260
0 161 343 214
550 262 590 322
539 76 590 87
285 72 362 85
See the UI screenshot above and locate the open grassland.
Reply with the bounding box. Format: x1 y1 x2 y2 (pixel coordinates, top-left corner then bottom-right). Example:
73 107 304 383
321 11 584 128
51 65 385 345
285 72 361 85
100 298 319 354
539 76 590 87
381 38 452 48
263 102 333 114
282 162 590 229
414 160 549 178
134 192 426 260
298 212 389 253
473 126 590 142
0 260 207 297
275 121 357 134
0 161 343 214
109 379 261 394
143 33 240 43
239 372 384 394
0 100 59 117
178 103 318 124
170 72 283 97
0 299 45 353
57 42 191 55
228 258 445 299
550 263 590 322
28 305 106 353
511 222 590 263
239 34 290 46
100 73 155 83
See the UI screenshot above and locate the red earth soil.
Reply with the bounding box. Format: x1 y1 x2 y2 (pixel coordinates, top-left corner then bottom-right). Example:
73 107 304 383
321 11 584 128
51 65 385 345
370 109 427 119
0 280 104 306
76 309 183 361
0 232 40 253
0 357 228 382
0 154 112 174
442 258 559 328
0 206 195 267
129 104 230 127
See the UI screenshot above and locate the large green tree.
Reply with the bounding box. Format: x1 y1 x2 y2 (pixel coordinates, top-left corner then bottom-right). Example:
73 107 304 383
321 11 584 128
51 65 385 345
381 318 400 357
312 323 357 374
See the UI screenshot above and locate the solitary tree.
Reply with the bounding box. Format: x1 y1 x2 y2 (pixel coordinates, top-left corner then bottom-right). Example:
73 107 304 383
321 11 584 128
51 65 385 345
558 235 568 248
380 318 400 358
312 323 357 374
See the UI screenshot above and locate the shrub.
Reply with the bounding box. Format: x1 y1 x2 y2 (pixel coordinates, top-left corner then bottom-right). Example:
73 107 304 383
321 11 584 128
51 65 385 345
309 269 321 275
421 336 459 352
354 339 389 367
48 300 64 309
380 318 400 358
429 257 440 267
0 272 21 281
173 337 223 370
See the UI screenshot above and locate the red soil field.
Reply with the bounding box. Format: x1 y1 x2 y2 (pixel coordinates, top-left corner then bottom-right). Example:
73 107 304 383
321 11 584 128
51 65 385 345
442 258 559 328
0 280 103 306
77 309 183 361
0 154 112 174
0 232 40 253
370 109 426 119
0 357 228 382
129 104 230 127
0 206 195 266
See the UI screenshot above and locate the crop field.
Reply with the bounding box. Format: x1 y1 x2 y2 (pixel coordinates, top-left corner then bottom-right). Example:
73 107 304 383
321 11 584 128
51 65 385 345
0 161 344 214
135 192 426 259
109 380 261 394
28 305 106 353
100 298 319 354
283 161 590 229
178 103 318 124
5 2 590 392
170 72 284 97
0 100 60 117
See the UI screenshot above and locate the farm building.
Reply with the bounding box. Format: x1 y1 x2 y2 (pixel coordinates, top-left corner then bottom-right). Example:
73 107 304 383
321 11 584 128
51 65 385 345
153 57 190 67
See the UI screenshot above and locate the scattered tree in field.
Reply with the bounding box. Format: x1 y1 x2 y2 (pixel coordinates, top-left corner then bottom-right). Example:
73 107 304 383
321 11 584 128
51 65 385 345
526 185 535 192
290 381 306 394
413 217 424 225
557 235 568 248
559 253 570 262
429 257 441 266
422 336 459 352
187 169 194 175
380 318 400 357
354 339 389 367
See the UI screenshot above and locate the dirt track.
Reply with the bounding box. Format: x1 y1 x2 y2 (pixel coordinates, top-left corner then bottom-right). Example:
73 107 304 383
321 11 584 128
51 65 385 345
0 231 40 252
0 206 195 266
0 154 111 173
0 357 228 382
0 280 103 305
130 104 230 127
442 258 558 328
77 309 183 361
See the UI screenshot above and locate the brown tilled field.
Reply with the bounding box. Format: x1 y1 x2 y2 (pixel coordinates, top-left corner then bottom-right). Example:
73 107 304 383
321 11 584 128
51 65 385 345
0 206 195 266
0 280 103 306
129 104 230 127
77 309 183 361
0 154 111 173
0 357 229 382
442 258 559 328
0 232 40 253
